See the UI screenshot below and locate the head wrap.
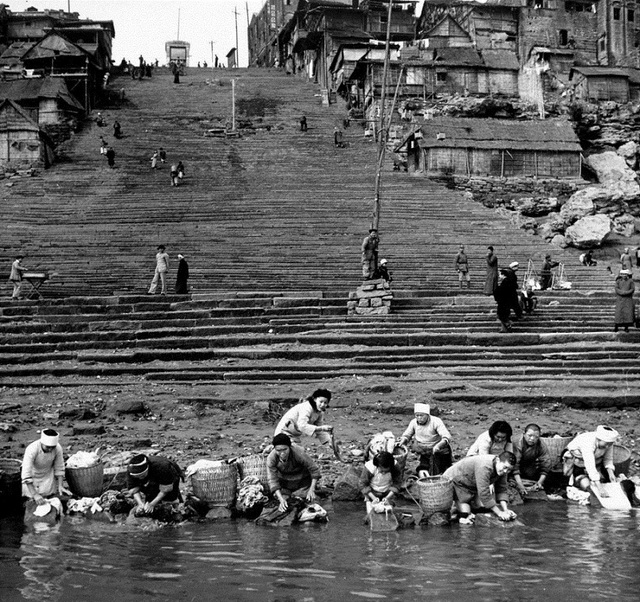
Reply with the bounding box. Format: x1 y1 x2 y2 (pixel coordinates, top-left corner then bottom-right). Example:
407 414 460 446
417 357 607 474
40 429 59 447
619 269 631 276
178 254 184 259
272 433 292 447
128 454 150 478
414 403 430 414
595 425 619 443
509 261 519 270
380 258 388 265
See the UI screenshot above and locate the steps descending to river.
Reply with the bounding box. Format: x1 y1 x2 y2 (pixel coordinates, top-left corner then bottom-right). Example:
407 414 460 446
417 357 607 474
0 68 614 296
0 68 636 407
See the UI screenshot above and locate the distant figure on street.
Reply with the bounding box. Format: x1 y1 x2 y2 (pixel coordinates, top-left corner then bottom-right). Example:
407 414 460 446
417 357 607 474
175 254 189 294
300 116 308 132
105 145 116 168
150 150 158 169
620 247 633 273
215 55 219 68
113 119 122 139
159 147 167 163
96 112 106 127
614 269 635 332
99 136 108 155
177 161 185 181
454 244 470 289
636 247 640 268
361 228 379 280
539 254 559 290
203 61 208 68
149 245 170 295
170 163 179 186
484 246 498 295
334 127 345 148
197 62 201 68
9 254 27 300
172 61 180 84
579 249 597 266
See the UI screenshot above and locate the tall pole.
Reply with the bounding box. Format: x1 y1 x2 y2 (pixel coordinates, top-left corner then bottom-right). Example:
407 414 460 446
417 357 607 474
234 7 239 67
177 8 181 39
372 0 394 232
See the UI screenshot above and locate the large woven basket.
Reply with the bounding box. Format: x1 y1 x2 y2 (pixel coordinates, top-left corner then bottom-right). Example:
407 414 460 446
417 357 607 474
542 436 574 472
66 462 104 497
191 463 237 507
0 458 23 504
237 454 269 492
613 444 632 475
417 476 453 515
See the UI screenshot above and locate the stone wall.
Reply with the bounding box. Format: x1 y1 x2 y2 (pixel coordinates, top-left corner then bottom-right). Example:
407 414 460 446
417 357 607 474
449 175 582 201
347 278 393 315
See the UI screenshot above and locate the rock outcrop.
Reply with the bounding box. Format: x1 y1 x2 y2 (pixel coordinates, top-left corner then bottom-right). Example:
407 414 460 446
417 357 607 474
585 151 640 200
564 214 612 248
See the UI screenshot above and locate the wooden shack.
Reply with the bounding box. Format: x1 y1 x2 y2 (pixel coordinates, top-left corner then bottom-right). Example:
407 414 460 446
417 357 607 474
569 67 630 102
399 118 581 179
0 99 54 167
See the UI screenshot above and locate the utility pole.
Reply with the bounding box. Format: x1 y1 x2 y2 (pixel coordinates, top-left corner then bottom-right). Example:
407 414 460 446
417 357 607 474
233 6 239 68
177 8 181 39
372 0 394 232
210 41 214 69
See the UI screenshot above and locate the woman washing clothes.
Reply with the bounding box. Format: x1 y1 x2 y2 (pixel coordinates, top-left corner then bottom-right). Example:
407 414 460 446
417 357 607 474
267 434 322 512
359 451 402 509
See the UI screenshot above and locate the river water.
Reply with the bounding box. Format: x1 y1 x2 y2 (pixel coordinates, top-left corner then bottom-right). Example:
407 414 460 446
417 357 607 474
1 501 639 602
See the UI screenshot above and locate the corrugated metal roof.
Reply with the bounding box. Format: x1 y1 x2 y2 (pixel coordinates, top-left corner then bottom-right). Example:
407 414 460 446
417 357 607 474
21 32 88 61
481 49 519 70
416 118 581 151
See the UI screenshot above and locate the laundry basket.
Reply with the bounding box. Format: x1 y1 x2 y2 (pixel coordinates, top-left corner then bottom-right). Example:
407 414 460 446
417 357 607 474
0 458 23 506
190 463 238 507
237 454 269 492
65 462 104 497
542 436 574 472
416 476 453 516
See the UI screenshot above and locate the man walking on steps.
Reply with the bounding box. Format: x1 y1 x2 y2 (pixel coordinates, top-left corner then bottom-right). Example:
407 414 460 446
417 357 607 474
454 245 470 289
148 245 170 295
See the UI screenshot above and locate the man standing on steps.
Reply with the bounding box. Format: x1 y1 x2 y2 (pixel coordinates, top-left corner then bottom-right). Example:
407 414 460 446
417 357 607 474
105 145 116 168
484 246 498 295
148 245 170 295
361 228 379 280
175 254 189 294
454 245 470 289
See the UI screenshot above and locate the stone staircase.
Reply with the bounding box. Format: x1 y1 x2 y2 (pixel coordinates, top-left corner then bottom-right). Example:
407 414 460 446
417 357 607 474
0 68 637 407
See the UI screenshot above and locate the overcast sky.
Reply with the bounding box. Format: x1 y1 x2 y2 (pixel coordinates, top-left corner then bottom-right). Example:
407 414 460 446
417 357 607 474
9 0 267 66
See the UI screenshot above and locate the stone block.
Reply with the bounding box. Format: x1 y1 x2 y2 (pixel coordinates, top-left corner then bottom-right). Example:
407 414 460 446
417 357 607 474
347 301 357 310
115 400 146 415
370 297 383 307
358 299 370 307
348 292 357 300
356 289 386 299
360 284 376 292
332 465 361 501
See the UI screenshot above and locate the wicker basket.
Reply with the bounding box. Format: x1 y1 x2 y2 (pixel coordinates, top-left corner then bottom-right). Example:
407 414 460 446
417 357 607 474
190 463 237 507
613 444 632 475
392 445 408 477
0 458 23 504
66 462 104 497
416 476 453 515
542 436 574 472
237 454 269 492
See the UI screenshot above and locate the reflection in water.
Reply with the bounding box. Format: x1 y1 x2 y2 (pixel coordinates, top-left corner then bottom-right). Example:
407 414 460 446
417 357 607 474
0 503 639 601
19 524 65 602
